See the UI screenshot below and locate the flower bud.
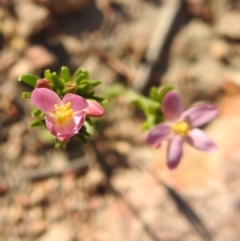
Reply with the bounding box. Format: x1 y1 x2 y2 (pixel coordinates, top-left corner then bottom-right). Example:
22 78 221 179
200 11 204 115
36 79 51 89
85 100 105 117
63 81 77 93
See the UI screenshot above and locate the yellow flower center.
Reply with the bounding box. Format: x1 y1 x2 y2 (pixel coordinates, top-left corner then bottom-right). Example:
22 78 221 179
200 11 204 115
53 102 73 126
172 121 189 136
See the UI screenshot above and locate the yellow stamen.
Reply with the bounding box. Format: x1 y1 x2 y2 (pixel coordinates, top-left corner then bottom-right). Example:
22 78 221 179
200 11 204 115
172 121 189 136
53 102 73 126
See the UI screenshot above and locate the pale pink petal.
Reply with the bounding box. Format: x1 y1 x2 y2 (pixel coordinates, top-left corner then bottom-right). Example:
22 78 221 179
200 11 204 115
57 137 70 142
45 115 57 136
45 114 76 137
185 128 217 152
46 117 76 140
85 100 105 117
45 112 86 139
62 93 88 112
163 91 183 121
146 123 171 147
182 104 218 127
74 112 86 130
167 136 183 170
54 119 76 135
31 88 61 113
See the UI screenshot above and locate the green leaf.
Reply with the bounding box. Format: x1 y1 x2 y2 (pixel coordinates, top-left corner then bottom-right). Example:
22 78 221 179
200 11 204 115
149 87 161 102
85 116 93 126
44 69 53 81
104 83 126 99
158 85 175 103
31 108 42 117
51 72 64 90
60 66 70 82
21 92 32 99
18 74 38 87
87 79 101 87
29 120 45 128
73 67 89 81
90 96 105 103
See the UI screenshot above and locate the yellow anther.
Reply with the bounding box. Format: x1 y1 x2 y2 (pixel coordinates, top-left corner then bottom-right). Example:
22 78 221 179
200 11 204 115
172 121 189 136
53 102 73 126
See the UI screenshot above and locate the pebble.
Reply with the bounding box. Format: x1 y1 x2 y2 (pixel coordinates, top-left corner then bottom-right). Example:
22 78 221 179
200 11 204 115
8 58 34 80
215 12 240 40
15 2 50 37
38 222 75 241
31 0 93 16
25 45 57 70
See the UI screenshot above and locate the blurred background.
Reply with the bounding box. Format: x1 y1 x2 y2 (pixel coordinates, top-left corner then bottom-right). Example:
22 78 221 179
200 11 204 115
1 0 240 240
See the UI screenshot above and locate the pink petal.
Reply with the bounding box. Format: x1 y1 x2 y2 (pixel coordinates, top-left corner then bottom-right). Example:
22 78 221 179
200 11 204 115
85 100 105 117
185 128 217 152
62 93 88 112
74 112 86 130
167 136 183 170
163 91 183 121
146 123 171 147
45 115 57 136
31 88 61 113
182 104 218 127
45 112 86 139
45 115 76 138
57 137 70 142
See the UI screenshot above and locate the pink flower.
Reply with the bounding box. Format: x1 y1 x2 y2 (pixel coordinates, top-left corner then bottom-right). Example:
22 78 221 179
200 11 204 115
85 100 105 117
146 91 218 170
31 88 88 141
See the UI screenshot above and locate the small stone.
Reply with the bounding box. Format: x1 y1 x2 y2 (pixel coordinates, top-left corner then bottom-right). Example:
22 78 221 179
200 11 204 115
38 222 75 241
0 50 17 73
25 45 57 70
29 185 47 205
28 207 44 221
84 168 105 189
8 58 34 79
15 2 50 37
115 141 132 155
46 206 63 221
21 153 42 168
1 17 16 39
209 39 229 59
1 136 22 161
31 0 93 16
30 220 47 236
6 206 23 224
10 37 28 52
215 12 240 40
61 173 76 192
0 184 8 195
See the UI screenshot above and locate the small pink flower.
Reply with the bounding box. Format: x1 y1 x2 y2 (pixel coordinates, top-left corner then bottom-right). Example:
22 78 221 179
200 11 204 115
31 88 88 141
85 100 105 117
146 91 218 170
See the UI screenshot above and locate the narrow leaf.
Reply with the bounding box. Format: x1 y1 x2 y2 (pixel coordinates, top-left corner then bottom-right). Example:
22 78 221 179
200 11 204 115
60 66 70 82
18 74 38 87
21 92 32 99
29 120 45 128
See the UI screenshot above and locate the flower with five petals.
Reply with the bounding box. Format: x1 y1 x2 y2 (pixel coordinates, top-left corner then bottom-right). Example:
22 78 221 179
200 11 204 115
146 91 218 169
31 88 88 141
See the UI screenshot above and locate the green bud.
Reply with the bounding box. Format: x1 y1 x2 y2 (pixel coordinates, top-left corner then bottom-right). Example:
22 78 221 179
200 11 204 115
29 120 44 128
60 66 70 82
51 72 64 90
31 108 42 117
21 92 32 99
63 81 77 94
36 79 52 89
